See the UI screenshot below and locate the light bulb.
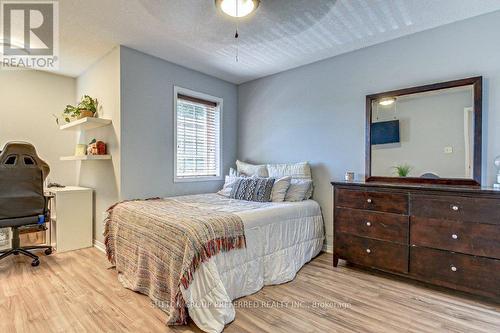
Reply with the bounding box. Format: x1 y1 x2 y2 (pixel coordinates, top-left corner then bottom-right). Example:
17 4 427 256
217 0 259 18
379 98 396 106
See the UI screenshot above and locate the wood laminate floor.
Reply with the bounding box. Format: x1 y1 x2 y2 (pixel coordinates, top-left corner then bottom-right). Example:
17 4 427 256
0 248 499 333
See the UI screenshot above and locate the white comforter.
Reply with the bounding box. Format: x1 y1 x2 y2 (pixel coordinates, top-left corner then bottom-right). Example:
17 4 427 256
171 194 325 333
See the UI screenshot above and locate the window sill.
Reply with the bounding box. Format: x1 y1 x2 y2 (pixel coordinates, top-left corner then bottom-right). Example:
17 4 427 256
174 176 224 183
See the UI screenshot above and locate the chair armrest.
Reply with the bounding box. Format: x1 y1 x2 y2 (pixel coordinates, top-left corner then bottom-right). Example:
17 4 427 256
43 194 53 217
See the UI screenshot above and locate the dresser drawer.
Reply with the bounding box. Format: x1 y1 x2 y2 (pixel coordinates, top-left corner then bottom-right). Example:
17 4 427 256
411 217 500 259
335 233 408 273
410 247 500 299
411 194 500 225
336 208 408 244
335 188 408 214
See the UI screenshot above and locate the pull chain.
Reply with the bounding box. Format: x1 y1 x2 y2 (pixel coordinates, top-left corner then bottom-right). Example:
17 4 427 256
235 0 239 62
235 28 239 62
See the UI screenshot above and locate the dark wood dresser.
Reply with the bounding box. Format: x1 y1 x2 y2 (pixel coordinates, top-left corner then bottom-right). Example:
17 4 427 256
332 181 500 301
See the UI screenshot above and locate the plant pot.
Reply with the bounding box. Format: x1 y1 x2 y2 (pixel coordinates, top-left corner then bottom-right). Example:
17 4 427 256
77 110 95 119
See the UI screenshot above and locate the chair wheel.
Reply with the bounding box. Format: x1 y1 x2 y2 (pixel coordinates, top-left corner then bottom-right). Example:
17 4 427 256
44 248 53 255
31 259 40 267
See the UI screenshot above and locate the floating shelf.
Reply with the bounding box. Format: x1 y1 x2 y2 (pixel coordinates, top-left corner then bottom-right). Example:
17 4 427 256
60 155 112 161
59 117 112 131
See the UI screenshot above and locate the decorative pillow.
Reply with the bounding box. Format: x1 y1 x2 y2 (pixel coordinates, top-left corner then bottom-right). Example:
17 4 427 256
236 160 268 177
217 175 240 197
271 176 292 202
230 177 275 202
267 162 311 180
218 168 248 197
304 182 314 199
285 179 313 202
228 167 240 177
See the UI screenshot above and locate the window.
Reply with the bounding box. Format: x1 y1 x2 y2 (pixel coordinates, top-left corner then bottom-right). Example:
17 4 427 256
174 87 223 182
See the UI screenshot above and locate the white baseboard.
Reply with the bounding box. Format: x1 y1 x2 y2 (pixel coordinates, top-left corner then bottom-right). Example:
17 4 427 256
322 244 333 253
93 239 105 253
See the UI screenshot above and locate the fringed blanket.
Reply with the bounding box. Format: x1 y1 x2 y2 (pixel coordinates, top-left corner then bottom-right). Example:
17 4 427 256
103 198 246 325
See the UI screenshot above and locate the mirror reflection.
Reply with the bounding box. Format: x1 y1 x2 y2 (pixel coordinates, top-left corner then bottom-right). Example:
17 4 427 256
371 85 475 179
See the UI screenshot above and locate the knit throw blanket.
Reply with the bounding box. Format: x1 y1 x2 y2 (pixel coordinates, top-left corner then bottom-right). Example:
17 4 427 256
104 198 246 325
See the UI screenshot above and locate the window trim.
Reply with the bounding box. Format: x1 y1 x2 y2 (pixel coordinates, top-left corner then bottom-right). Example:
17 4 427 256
173 86 224 183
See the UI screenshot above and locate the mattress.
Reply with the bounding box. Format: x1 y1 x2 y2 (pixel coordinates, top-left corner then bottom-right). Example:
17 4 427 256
170 194 325 333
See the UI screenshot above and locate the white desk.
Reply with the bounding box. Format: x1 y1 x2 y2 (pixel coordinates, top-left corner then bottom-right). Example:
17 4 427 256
48 186 93 253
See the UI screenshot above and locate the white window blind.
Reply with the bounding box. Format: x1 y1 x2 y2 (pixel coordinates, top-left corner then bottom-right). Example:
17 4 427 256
175 92 221 180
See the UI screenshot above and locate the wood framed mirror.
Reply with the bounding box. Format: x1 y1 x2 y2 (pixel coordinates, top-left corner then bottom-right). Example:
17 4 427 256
366 76 482 186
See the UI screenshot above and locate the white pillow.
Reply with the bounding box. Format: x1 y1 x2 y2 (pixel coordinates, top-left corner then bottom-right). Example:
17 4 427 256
271 176 292 202
229 167 240 177
267 162 311 180
236 160 268 177
304 182 314 200
217 174 240 197
285 179 313 202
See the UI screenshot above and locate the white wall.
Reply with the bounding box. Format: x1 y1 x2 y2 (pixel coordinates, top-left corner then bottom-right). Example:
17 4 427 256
76 47 121 243
119 46 238 199
0 69 77 247
0 70 77 185
238 11 500 251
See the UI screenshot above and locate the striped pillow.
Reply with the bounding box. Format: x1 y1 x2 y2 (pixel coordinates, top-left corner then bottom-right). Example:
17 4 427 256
230 177 275 202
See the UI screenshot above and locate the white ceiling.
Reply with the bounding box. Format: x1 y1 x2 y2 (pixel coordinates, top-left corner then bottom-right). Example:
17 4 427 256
55 0 500 83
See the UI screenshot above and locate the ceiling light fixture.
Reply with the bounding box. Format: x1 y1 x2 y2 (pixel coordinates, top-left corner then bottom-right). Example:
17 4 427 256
215 0 260 62
379 98 396 106
215 0 260 18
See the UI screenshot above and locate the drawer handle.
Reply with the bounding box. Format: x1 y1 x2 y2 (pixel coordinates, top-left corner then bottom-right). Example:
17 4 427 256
366 248 371 254
451 265 458 272
451 234 458 240
366 198 373 204
451 205 459 211
366 221 372 227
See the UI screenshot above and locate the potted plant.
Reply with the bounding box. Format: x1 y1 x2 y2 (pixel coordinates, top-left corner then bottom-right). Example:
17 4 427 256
78 95 98 118
393 164 412 177
62 95 98 122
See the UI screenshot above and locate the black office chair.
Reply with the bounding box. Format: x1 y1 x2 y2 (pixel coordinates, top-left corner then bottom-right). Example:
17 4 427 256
0 142 53 266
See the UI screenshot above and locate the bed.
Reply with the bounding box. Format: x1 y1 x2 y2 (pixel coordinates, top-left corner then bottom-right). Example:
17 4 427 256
105 193 324 333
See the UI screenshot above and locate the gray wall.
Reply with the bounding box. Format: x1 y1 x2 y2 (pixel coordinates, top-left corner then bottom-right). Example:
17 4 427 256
238 11 500 251
120 46 238 199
